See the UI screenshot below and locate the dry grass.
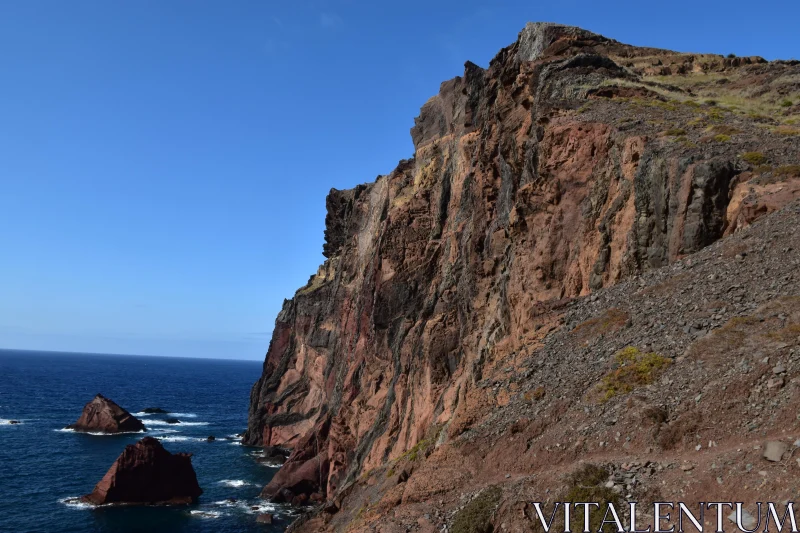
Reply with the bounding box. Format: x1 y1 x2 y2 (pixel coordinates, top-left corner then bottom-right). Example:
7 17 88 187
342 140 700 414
741 152 768 165
572 308 630 344
451 486 502 533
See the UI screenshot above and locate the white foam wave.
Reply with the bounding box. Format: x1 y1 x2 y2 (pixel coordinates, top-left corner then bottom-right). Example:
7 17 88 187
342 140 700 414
212 499 280 514
147 428 179 434
55 428 145 436
189 510 223 519
247 502 280 514
144 420 208 427
134 411 197 418
258 461 284 468
59 497 94 510
217 479 254 488
157 436 209 443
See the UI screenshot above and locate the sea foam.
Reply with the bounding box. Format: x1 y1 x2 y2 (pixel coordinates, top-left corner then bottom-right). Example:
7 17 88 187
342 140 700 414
54 428 145 436
58 497 94 510
217 479 254 488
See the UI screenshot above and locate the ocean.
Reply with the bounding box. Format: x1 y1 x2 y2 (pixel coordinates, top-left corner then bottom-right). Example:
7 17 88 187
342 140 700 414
0 349 293 533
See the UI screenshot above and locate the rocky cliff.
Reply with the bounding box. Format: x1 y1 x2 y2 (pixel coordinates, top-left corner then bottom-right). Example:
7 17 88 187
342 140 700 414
244 23 800 530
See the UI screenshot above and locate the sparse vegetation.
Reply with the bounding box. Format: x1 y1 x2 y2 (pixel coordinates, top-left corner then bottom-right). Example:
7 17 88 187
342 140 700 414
766 323 800 342
563 465 620 532
774 126 800 136
451 486 502 533
598 347 671 401
753 164 774 174
710 124 741 135
741 152 767 165
524 386 546 402
664 128 686 136
713 134 731 142
572 308 630 343
774 165 800 178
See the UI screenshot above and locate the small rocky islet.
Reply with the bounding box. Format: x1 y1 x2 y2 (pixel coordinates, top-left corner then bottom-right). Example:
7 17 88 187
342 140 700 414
81 436 202 506
64 395 205 508
66 394 146 434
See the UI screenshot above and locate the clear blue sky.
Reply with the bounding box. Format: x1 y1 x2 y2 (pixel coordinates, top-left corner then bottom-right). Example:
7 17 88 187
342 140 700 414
0 1 797 360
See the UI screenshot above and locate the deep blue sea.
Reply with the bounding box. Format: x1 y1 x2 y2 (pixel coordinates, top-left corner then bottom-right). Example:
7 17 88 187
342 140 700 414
0 349 293 533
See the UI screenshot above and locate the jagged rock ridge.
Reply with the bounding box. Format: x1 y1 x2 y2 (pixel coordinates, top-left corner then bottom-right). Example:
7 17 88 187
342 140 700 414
244 22 800 526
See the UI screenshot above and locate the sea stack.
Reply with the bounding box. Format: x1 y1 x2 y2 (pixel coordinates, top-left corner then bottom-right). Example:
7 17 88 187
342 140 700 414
67 394 146 434
82 436 202 505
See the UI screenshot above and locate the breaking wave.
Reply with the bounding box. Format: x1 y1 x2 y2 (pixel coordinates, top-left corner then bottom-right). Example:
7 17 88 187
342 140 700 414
55 428 145 436
58 497 94 510
217 479 254 488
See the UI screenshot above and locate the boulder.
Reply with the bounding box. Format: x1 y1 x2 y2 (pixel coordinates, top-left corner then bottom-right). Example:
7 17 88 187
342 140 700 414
142 407 169 414
206 435 216 442
82 436 202 505
256 513 274 524
8 420 21 425
763 441 788 462
165 418 181 425
259 446 290 463
67 394 145 434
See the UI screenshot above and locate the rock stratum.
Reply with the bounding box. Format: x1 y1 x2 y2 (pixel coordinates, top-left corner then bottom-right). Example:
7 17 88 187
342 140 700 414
67 394 146 434
82 437 202 505
245 23 800 531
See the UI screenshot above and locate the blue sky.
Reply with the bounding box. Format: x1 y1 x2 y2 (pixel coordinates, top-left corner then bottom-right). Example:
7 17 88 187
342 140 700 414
0 1 797 360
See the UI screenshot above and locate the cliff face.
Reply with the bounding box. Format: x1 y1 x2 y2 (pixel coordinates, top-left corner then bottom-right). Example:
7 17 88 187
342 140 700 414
244 23 800 515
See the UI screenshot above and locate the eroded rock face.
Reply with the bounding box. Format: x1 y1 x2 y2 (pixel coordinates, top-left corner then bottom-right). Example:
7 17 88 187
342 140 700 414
244 22 800 509
82 437 202 505
67 394 145 434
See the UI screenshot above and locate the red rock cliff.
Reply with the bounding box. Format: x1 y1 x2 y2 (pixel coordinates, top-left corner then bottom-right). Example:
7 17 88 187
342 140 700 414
244 22 800 508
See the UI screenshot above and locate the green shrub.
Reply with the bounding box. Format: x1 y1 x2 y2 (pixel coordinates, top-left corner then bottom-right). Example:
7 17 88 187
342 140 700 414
599 347 671 401
714 134 731 142
451 486 502 533
780 99 793 108
563 465 620 533
741 152 767 165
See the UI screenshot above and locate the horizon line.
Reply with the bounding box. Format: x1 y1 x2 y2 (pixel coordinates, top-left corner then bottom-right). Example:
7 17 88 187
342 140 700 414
0 346 263 363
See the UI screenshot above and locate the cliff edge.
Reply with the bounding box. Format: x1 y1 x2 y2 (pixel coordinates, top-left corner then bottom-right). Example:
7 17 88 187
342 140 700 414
245 23 800 530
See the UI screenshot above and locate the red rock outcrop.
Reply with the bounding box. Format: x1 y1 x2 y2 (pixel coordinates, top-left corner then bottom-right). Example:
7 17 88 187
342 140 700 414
67 394 145 434
82 437 202 505
244 22 800 515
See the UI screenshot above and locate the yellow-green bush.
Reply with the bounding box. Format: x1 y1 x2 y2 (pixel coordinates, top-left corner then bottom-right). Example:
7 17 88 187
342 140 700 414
599 347 671 401
741 152 767 165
